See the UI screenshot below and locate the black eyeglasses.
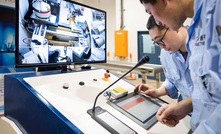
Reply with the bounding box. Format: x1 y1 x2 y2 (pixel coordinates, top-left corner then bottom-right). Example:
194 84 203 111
153 28 169 46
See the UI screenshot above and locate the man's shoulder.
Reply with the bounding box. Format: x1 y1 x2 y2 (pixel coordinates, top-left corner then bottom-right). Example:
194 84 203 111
160 49 175 64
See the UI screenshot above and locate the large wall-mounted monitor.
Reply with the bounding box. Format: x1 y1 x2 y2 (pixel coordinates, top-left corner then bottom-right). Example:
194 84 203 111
15 0 106 69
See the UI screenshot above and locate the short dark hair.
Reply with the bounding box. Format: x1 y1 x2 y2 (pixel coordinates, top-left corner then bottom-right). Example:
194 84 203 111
146 15 165 31
139 0 157 4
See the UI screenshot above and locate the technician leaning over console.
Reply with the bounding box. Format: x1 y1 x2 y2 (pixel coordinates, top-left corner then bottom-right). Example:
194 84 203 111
139 0 221 133
135 15 193 103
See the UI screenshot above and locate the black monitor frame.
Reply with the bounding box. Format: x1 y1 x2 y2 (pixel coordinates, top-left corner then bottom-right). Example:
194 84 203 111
15 0 107 69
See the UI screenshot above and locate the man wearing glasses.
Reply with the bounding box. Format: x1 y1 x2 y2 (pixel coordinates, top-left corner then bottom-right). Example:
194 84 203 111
135 16 193 104
139 0 221 133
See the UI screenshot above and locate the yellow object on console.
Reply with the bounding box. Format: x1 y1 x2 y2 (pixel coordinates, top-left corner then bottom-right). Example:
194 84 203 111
108 87 128 99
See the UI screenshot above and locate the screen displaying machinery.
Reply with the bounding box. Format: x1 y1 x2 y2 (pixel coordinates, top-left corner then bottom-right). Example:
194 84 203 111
15 0 106 68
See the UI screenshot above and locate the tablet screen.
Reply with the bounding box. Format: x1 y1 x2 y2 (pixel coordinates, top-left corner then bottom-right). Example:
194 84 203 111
107 92 161 129
115 94 160 123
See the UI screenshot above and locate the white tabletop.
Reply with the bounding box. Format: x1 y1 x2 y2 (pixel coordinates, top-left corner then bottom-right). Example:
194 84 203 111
22 69 190 134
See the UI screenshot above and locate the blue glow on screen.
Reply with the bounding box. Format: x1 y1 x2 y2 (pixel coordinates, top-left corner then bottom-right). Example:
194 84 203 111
0 5 15 52
0 53 14 66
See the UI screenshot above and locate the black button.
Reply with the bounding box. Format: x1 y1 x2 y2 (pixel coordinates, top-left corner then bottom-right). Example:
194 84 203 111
79 81 85 86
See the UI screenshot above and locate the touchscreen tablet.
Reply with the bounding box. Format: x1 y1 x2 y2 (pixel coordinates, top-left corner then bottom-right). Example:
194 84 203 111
107 92 161 129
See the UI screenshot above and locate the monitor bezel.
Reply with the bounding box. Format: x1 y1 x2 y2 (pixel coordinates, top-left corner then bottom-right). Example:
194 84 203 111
15 0 107 68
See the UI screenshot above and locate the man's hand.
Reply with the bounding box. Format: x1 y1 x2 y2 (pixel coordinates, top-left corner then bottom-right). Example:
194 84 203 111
156 98 193 127
134 84 166 98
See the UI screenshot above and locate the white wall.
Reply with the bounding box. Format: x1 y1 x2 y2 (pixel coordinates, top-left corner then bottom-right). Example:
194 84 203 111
116 1 150 62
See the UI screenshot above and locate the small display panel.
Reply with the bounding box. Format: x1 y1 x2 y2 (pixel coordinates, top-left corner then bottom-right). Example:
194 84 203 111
87 106 137 134
97 111 136 134
107 92 161 129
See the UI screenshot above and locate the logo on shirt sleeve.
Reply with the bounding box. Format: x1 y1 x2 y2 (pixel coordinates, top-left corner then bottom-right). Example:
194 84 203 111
195 34 205 46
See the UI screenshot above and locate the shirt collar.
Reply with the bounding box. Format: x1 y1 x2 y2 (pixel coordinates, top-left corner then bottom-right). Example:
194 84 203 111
186 0 204 52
